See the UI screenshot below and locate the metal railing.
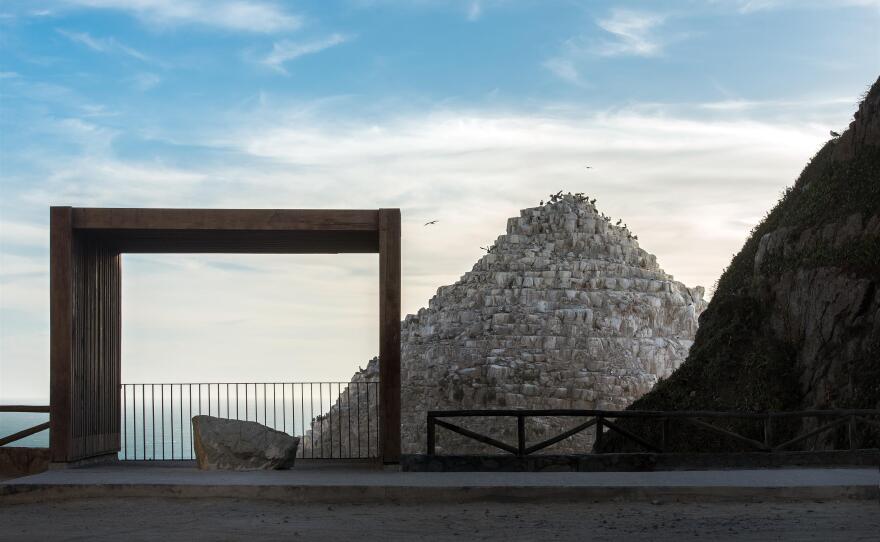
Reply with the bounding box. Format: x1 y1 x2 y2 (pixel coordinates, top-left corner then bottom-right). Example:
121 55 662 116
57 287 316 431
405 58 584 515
427 409 880 456
121 381 380 461
0 405 50 447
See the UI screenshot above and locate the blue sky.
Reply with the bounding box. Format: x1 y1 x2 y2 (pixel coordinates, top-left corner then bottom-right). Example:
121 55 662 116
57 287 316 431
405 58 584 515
1 0 878 400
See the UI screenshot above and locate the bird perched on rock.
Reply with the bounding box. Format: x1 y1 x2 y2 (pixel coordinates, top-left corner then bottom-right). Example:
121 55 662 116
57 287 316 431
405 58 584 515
424 220 438 226
616 219 622 226
830 130 841 137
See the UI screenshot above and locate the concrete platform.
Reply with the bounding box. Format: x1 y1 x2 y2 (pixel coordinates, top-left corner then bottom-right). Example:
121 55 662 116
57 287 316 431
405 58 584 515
1 462 877 504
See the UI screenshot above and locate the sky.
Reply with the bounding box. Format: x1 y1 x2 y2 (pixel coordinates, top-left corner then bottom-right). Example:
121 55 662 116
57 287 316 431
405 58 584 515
0 0 878 401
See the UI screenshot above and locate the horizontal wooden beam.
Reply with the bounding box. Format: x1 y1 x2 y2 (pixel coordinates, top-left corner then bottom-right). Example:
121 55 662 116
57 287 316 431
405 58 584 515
0 405 50 413
428 409 880 419
69 208 380 232
84 229 379 254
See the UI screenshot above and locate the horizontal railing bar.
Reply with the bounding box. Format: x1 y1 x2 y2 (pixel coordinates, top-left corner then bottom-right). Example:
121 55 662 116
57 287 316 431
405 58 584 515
428 409 880 419
120 382 378 386
601 418 663 453
524 418 598 455
676 417 768 451
0 421 51 447
0 405 50 413
773 417 850 451
855 416 880 431
433 418 519 455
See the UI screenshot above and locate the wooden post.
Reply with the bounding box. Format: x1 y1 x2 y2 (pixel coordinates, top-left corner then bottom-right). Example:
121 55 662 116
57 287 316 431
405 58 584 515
661 417 670 452
427 415 435 456
848 415 856 450
378 209 401 464
594 416 604 452
50 206 73 463
517 414 526 456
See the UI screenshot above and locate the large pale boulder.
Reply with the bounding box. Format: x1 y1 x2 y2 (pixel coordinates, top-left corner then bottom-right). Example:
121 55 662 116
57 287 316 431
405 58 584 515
192 415 300 470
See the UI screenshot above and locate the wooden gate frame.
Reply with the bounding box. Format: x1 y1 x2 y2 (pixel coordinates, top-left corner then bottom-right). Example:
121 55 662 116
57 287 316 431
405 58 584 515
50 207 401 464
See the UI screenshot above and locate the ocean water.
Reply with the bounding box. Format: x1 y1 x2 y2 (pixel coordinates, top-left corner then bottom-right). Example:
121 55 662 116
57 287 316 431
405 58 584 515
0 411 50 448
2 382 379 460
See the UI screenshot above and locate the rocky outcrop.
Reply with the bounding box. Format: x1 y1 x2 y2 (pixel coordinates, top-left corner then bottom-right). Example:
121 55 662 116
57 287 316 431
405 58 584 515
192 415 300 470
603 76 880 452
301 193 706 456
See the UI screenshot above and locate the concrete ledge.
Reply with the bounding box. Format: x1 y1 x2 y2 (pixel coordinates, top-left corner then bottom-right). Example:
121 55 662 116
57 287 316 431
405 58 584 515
2 482 877 504
0 447 50 479
402 450 880 472
1 465 877 504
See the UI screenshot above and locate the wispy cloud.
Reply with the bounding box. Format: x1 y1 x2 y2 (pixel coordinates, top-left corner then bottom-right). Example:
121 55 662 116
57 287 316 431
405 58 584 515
595 9 667 57
544 9 672 85
542 57 586 87
2 90 854 398
261 34 350 74
730 0 880 13
130 72 161 91
466 1 482 21
61 0 302 33
57 29 152 62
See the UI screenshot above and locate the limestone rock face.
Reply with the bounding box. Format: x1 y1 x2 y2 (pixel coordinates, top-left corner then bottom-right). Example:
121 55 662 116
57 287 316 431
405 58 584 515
304 194 706 456
192 415 300 470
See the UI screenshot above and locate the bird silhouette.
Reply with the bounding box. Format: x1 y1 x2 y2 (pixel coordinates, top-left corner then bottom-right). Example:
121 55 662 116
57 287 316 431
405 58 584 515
830 130 841 137
539 200 544 206
424 220 438 226
590 198 596 205
616 219 622 226
585 165 592 169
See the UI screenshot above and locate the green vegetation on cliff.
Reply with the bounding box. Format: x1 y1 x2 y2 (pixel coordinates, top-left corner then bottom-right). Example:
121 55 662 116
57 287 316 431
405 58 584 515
600 76 880 452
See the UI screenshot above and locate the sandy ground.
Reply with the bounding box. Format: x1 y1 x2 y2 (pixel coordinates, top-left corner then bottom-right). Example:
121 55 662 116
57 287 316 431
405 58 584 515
0 498 877 541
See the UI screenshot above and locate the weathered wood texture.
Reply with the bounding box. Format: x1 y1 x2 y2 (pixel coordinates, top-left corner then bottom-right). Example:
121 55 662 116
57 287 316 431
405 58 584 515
50 207 73 462
379 208 401 464
71 208 380 231
50 206 402 464
69 235 122 460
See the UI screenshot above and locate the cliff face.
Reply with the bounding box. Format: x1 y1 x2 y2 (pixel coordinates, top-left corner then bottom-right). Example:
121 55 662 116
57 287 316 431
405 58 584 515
301 194 706 457
604 77 880 451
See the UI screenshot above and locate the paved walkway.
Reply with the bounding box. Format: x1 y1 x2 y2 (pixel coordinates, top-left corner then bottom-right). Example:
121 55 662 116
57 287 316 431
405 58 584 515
2 463 877 503
3 497 879 541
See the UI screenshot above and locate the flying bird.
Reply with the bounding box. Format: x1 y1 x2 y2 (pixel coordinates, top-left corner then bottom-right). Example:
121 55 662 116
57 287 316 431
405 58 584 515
830 130 841 137
424 220 438 226
585 165 592 169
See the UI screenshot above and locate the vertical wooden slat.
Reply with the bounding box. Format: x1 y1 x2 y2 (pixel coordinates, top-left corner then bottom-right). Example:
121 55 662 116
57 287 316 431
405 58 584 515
378 208 401 464
50 207 74 462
